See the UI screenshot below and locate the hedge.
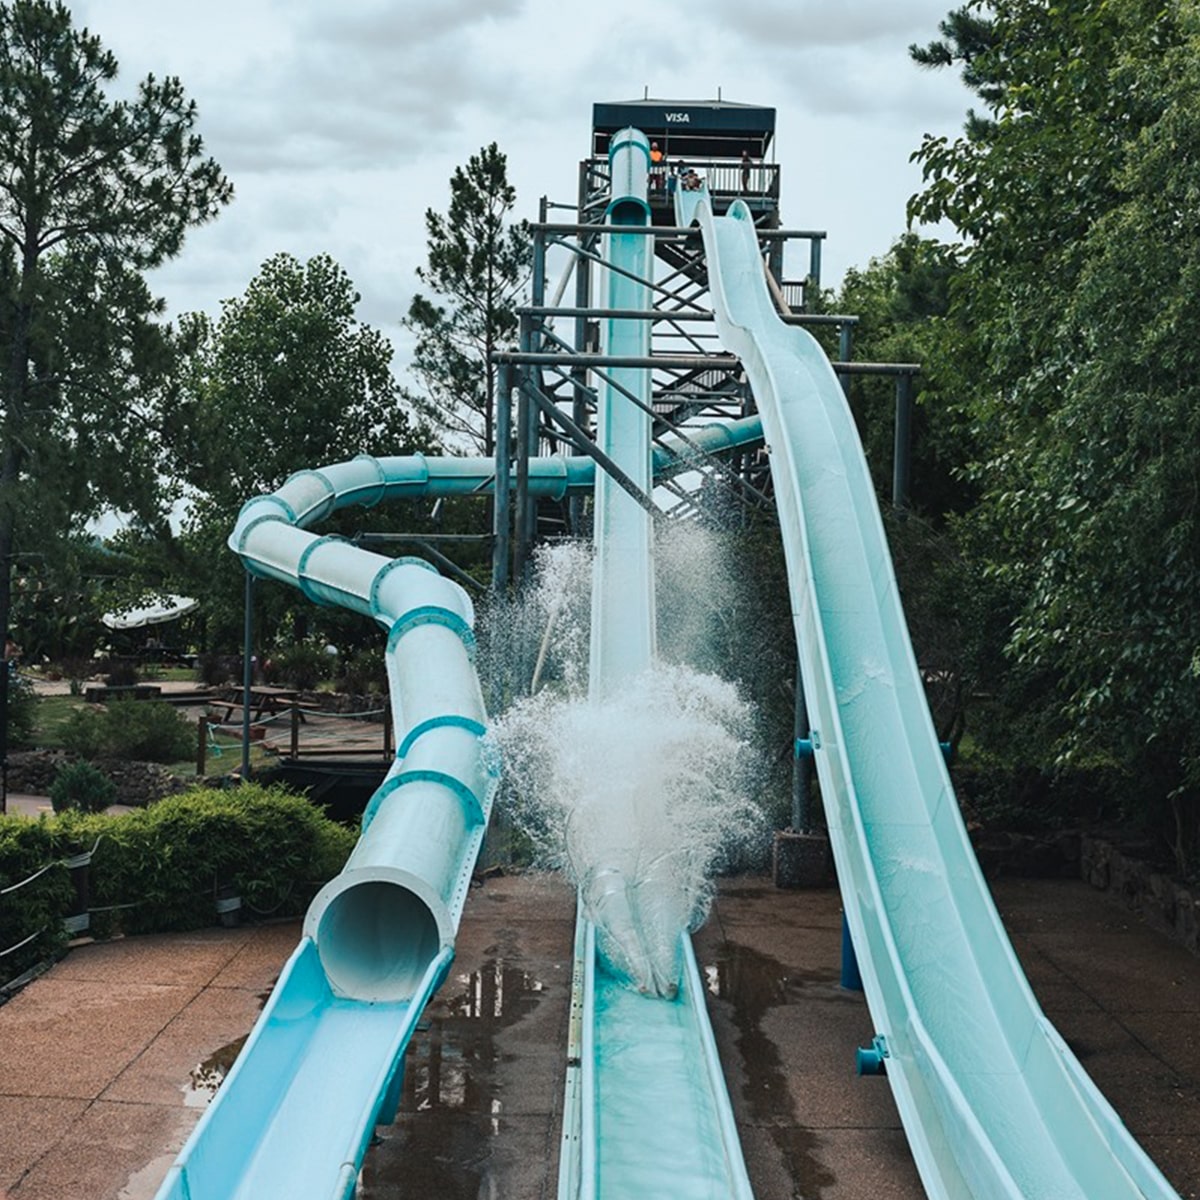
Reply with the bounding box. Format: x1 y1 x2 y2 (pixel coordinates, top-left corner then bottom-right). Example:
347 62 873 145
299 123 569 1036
0 784 357 988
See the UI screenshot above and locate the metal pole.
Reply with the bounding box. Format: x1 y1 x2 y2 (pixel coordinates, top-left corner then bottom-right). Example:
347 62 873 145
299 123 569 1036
808 236 823 306
893 372 914 510
494 351 917 374
493 361 512 591
241 570 254 780
570 239 594 535
0 656 8 815
514 367 533 581
792 661 811 833
522 382 656 513
838 320 853 401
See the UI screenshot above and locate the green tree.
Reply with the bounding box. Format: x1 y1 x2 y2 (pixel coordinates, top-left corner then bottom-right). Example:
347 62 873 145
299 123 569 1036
0 0 230 665
402 143 530 455
173 252 420 510
168 252 433 649
909 1 1200 868
837 233 966 519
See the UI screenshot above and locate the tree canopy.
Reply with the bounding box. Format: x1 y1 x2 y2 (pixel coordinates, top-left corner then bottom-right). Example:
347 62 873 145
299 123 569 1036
0 0 230 653
908 0 1200 868
401 142 529 455
166 251 433 649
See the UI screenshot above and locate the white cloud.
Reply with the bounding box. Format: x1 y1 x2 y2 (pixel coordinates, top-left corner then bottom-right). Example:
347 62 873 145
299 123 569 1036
65 0 973 354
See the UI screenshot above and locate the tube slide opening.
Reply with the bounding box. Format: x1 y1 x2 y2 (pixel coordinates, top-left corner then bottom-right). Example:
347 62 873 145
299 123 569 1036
316 880 442 1002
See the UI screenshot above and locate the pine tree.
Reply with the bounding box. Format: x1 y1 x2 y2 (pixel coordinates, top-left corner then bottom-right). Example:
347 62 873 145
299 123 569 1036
402 143 530 456
0 1 230 761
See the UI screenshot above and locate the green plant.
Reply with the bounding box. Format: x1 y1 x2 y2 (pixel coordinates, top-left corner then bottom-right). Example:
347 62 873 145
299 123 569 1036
77 784 356 933
0 816 73 985
267 643 330 690
5 668 37 747
61 699 194 763
98 657 139 687
49 761 118 814
196 652 234 686
334 647 386 694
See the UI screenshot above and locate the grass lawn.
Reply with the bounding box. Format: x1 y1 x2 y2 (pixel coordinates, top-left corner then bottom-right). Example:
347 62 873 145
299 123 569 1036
27 694 85 749
25 695 273 781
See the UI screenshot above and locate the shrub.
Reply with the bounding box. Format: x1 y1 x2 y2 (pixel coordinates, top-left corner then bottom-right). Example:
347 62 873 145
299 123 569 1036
80 784 357 933
334 647 386 695
0 786 357 985
0 817 73 984
50 761 118 814
98 657 139 687
198 652 240 686
61 699 194 763
268 643 331 690
5 668 37 747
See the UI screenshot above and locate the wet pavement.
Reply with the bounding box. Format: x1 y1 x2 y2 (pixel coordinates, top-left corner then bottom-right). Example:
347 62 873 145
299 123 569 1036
1 873 1199 1198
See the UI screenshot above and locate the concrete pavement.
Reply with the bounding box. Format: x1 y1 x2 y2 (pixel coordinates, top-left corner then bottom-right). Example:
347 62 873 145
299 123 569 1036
1 874 1199 1198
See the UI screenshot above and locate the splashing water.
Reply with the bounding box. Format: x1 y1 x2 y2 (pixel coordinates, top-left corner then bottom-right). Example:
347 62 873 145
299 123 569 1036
496 659 766 997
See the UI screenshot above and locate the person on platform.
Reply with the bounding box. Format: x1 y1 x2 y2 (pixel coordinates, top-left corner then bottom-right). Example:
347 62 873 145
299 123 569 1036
649 141 664 192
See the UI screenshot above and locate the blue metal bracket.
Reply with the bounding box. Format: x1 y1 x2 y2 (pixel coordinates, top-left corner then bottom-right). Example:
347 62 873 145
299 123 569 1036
856 1034 889 1077
794 730 821 758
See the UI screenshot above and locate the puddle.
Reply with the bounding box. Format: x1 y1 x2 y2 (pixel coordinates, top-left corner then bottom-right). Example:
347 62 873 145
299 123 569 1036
117 1150 180 1200
183 1035 249 1107
705 942 838 1197
180 986 271 1107
358 957 549 1199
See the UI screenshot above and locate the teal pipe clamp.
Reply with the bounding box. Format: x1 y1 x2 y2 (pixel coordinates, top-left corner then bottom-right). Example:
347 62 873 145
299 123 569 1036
279 467 339 520
391 768 486 827
295 535 354 607
396 713 488 761
856 1034 889 1077
386 605 476 658
228 505 292 555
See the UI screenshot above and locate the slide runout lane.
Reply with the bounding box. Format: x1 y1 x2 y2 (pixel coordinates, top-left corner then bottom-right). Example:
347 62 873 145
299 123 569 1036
559 131 754 1200
686 187 1180 1200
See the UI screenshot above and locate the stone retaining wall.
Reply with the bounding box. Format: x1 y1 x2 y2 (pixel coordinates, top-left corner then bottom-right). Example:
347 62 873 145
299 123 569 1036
1081 834 1200 954
7 750 187 807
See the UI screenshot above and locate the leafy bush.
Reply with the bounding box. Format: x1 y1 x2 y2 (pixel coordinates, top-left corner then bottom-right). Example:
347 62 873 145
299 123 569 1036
267 643 331 690
98 656 139 687
61 699 194 763
0 785 356 985
50 761 118 814
198 652 240 686
334 647 386 695
0 817 73 984
5 668 37 747
73 784 357 933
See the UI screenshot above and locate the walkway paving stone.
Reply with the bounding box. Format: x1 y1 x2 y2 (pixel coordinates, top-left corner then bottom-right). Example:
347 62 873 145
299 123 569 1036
1 874 1198 1198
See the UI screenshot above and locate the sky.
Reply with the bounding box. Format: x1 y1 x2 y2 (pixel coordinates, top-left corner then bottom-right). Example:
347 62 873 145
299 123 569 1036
68 0 973 365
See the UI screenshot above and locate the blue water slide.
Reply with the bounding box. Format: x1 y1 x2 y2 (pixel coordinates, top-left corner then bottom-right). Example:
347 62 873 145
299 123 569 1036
557 129 755 1200
156 431 766 1198
681 185 1181 1200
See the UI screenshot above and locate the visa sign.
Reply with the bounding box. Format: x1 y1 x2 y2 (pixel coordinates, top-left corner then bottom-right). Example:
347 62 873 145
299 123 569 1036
665 112 691 123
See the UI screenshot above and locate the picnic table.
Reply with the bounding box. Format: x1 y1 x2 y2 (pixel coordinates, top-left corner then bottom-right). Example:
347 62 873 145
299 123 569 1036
211 685 312 724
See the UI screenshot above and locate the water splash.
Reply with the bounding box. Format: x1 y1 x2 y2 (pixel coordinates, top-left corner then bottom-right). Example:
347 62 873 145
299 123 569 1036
496 661 766 996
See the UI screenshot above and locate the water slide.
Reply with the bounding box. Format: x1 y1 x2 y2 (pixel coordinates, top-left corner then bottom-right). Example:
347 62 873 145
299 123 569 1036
556 129 755 1200
153 438 762 1194
680 184 1181 1199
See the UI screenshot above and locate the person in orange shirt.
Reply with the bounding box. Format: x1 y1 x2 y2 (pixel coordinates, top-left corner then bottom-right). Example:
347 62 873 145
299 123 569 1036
649 141 664 191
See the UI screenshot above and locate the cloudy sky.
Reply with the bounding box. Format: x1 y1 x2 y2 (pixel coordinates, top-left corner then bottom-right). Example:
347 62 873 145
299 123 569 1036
69 0 972 364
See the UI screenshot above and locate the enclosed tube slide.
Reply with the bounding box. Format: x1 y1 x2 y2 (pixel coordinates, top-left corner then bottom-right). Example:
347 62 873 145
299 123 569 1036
156 431 766 1199
682 185 1180 1199
558 129 754 1200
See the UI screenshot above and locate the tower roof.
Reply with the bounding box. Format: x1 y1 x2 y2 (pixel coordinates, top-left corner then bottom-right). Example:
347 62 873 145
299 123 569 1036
591 98 775 159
